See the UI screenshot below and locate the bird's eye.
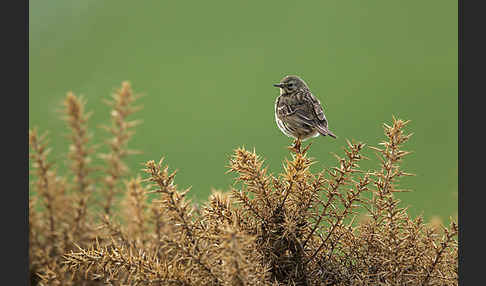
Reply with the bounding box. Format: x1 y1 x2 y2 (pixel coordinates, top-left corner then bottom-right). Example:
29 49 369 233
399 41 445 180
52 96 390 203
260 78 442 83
287 83 294 88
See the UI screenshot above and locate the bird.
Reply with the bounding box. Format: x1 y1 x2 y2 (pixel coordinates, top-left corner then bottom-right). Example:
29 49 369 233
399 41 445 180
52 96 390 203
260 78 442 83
273 75 336 144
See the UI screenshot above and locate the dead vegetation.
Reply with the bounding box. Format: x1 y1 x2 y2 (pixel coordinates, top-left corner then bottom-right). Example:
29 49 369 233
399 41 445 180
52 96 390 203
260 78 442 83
29 82 458 285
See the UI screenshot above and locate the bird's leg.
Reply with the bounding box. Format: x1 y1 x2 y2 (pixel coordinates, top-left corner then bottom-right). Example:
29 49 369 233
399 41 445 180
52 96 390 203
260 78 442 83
289 138 302 154
295 138 302 153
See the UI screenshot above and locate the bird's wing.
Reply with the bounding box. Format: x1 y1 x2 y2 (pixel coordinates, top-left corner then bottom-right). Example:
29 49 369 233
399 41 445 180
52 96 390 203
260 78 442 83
305 92 337 137
292 108 315 127
305 91 327 123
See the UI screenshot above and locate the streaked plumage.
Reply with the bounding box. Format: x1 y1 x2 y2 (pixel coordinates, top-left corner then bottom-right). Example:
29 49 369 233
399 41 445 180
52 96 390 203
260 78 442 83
273 75 336 141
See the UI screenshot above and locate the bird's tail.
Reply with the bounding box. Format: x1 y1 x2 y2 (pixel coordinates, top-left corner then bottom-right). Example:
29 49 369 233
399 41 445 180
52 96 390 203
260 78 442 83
317 125 337 139
326 129 337 139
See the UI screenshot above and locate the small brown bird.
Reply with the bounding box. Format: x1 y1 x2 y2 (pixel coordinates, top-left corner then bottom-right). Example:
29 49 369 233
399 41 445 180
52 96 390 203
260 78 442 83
274 75 336 142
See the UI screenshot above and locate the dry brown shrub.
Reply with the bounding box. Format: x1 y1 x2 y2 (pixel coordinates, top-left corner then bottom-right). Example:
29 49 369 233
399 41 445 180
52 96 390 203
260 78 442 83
29 82 458 285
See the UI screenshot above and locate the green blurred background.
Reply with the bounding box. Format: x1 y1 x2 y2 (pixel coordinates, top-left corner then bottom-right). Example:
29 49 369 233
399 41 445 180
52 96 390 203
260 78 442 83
29 1 457 221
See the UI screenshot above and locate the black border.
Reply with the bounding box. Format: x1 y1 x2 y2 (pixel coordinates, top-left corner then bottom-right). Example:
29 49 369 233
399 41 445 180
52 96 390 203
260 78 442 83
459 0 484 284
5 0 28 284
25 0 30 283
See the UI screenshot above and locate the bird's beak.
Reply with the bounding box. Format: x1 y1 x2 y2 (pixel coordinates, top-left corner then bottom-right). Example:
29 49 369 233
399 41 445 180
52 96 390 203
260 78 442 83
273 83 284 88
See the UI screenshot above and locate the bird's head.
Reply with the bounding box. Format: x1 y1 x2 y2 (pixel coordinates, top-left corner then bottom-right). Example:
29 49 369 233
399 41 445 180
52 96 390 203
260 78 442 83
273 75 308 94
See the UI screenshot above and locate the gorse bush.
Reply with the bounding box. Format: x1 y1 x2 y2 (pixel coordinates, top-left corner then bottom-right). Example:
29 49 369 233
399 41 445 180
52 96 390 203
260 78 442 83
29 82 458 285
